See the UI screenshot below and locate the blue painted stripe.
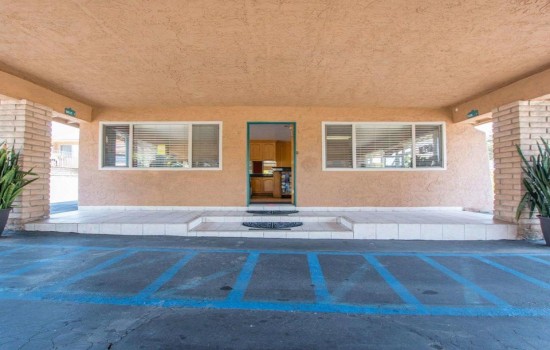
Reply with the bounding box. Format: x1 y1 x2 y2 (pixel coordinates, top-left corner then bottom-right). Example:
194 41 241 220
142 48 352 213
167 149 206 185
418 255 511 308
0 247 89 280
227 252 259 302
135 252 197 299
3 242 550 259
521 255 550 267
331 262 370 303
475 256 550 290
35 249 137 295
307 253 331 303
1 291 549 317
0 246 26 257
363 254 424 310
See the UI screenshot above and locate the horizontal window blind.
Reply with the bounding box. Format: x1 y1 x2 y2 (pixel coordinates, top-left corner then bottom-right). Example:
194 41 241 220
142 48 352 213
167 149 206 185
415 125 443 168
192 124 220 168
102 125 129 167
132 124 189 168
101 122 221 170
325 124 353 168
356 124 412 168
324 123 444 170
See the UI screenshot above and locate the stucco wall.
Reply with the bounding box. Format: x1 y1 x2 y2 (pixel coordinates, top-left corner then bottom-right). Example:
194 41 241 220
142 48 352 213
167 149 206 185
79 106 493 210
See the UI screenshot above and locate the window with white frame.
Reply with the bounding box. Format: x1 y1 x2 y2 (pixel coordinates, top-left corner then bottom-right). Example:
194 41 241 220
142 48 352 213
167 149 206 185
323 122 444 170
101 122 221 169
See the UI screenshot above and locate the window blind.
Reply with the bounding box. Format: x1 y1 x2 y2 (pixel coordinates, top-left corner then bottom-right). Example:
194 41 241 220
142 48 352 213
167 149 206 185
192 124 220 168
325 124 353 168
132 124 189 168
415 124 443 168
355 124 413 168
102 125 129 167
324 123 444 170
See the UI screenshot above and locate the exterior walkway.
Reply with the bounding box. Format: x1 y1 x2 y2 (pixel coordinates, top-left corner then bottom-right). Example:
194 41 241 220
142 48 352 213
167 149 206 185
26 208 517 240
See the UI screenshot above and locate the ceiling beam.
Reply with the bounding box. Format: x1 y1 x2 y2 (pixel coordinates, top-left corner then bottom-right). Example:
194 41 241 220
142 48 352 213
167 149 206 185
452 68 550 123
0 70 92 122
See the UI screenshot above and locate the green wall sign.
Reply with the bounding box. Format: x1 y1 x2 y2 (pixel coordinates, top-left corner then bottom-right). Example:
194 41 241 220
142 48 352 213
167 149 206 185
64 107 76 117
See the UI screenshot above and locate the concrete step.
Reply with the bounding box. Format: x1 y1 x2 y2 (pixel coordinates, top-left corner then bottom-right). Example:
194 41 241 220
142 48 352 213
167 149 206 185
191 221 353 239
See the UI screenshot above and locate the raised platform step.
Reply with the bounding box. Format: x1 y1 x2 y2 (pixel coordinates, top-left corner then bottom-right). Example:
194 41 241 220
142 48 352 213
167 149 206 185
191 221 352 239
24 209 518 240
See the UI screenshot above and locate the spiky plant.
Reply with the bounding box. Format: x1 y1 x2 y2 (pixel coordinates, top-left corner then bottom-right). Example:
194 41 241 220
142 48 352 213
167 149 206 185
516 138 550 220
0 141 38 210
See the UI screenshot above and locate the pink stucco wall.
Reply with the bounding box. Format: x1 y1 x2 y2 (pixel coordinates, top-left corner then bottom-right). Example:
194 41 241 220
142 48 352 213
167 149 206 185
79 106 493 210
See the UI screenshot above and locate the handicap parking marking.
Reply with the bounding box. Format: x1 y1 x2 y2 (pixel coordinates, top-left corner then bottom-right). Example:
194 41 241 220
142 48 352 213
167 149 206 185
227 252 260 302
307 253 331 303
33 249 138 296
474 255 550 290
364 254 425 311
1 242 550 316
522 255 550 266
0 247 90 281
417 255 511 308
135 251 197 300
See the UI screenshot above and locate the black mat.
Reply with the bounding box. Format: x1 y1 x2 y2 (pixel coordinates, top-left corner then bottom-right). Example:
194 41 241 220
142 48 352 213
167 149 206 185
242 222 303 230
246 210 299 216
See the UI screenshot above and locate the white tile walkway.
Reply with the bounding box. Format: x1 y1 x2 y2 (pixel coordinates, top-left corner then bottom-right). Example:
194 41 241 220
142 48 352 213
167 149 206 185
25 209 517 240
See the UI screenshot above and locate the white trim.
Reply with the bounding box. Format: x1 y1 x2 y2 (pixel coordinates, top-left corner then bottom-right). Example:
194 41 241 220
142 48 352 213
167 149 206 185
99 121 223 171
321 121 447 171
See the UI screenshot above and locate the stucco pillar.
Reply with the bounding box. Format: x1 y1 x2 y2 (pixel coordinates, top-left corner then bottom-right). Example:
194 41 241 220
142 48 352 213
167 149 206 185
0 99 52 229
492 100 550 238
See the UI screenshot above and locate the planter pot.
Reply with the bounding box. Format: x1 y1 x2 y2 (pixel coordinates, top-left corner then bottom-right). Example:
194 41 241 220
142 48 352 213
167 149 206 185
539 216 550 246
0 208 11 236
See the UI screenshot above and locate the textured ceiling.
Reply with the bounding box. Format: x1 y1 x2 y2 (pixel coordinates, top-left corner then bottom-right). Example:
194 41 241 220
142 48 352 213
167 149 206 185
1 0 549 109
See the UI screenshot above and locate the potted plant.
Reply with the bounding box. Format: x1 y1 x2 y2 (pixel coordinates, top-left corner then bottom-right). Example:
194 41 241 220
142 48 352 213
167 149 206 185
0 141 38 235
516 138 550 245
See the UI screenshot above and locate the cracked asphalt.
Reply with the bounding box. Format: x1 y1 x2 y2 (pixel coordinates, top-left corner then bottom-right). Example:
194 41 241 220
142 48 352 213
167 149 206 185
1 231 550 349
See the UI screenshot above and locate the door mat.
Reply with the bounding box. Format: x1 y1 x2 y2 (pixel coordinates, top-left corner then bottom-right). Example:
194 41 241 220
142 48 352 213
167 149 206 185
246 210 299 216
242 222 303 230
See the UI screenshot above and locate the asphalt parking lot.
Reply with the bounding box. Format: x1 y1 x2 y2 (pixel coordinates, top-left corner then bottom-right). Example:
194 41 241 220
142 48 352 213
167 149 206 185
1 232 549 349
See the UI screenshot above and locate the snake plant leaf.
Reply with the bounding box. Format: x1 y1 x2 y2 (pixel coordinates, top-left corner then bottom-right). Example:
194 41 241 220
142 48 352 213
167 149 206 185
516 138 550 221
0 141 39 209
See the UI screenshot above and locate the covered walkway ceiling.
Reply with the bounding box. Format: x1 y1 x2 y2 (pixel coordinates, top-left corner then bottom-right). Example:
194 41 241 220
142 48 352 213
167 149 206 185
0 0 549 109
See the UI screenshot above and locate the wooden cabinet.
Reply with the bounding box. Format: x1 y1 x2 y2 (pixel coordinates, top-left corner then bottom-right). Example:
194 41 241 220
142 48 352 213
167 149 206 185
276 141 292 167
263 178 274 192
273 172 282 198
250 177 274 194
250 141 276 161
262 143 276 160
250 143 262 161
251 178 262 193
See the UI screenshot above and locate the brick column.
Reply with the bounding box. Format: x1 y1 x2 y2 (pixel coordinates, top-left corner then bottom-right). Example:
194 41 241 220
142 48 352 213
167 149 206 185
0 99 52 229
492 100 550 238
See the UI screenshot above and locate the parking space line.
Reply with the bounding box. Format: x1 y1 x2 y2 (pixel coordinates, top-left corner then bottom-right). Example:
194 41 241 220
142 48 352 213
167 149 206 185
418 255 511 308
227 252 259 302
33 249 137 296
307 253 330 303
0 246 26 257
0 247 90 280
363 254 424 310
2 242 550 259
3 289 548 316
522 255 550 266
475 256 550 290
135 251 197 300
330 262 371 303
